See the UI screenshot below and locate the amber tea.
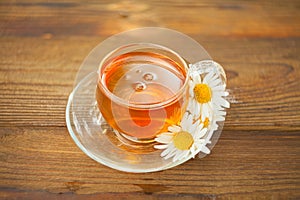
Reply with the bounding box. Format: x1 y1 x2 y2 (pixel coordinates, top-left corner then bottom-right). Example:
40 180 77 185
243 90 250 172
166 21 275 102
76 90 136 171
96 44 189 142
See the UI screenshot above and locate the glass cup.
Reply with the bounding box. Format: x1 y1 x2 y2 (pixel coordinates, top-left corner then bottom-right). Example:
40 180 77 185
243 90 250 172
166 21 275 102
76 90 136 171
96 43 189 143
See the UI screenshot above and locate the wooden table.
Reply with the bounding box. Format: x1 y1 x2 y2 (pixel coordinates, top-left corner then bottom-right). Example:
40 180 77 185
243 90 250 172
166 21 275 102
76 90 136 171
1 0 299 199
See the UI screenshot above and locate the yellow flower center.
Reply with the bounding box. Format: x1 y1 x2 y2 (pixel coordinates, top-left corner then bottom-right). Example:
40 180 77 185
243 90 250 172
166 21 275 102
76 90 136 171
173 131 194 150
193 83 212 103
203 117 210 128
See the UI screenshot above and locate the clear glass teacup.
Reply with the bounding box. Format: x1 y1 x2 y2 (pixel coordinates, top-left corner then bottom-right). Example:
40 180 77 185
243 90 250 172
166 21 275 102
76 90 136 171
96 43 190 143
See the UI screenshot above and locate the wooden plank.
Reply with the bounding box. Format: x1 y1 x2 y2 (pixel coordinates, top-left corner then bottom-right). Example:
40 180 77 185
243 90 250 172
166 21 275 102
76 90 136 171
1 0 299 37
0 36 299 130
0 127 299 198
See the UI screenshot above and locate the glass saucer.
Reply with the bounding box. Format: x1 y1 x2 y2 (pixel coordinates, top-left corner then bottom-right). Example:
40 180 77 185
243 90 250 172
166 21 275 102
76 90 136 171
66 71 191 172
66 27 226 173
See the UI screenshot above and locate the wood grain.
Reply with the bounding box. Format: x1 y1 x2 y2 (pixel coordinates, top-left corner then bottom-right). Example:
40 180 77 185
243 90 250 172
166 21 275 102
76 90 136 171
1 128 299 198
1 0 300 37
1 36 299 130
1 0 300 199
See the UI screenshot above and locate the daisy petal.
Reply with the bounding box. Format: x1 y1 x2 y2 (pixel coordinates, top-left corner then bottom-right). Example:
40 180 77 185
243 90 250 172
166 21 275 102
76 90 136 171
188 121 198 133
201 146 211 154
201 104 210 121
190 145 196 157
193 144 203 156
203 72 222 86
189 80 195 95
214 109 226 116
161 145 175 157
190 100 197 113
195 127 208 139
213 85 226 92
215 115 225 122
203 71 214 84
194 74 202 83
215 97 230 108
198 122 204 131
168 125 181 133
180 112 190 129
211 74 220 83
154 144 168 149
195 100 201 112
213 91 228 98
187 100 193 111
173 150 188 162
164 147 178 159
209 80 221 88
155 134 173 143
193 145 203 158
180 150 190 160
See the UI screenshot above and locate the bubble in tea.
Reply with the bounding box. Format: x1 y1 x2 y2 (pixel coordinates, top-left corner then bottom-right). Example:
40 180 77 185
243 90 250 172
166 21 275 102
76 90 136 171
143 73 155 81
133 81 146 92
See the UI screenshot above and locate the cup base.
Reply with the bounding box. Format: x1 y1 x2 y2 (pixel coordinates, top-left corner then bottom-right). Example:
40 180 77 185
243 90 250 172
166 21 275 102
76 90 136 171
114 131 156 144
112 130 157 153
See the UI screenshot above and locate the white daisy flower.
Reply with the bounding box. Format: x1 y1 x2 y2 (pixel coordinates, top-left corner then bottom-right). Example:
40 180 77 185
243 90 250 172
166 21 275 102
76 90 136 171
213 108 227 122
188 70 230 122
154 113 208 162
